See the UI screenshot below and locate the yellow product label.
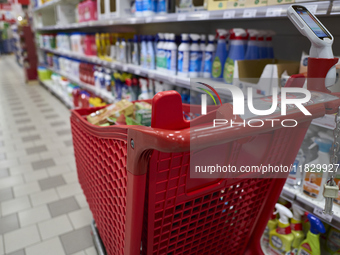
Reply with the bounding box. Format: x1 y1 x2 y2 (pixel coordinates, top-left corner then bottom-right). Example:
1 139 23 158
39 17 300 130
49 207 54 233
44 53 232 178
302 172 323 198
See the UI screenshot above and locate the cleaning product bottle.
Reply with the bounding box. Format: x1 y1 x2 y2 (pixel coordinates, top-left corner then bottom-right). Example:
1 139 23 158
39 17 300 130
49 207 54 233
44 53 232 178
189 33 202 78
200 34 206 77
135 0 143 17
258 30 268 59
266 30 275 59
156 33 165 72
245 29 260 60
140 35 148 68
287 149 305 188
138 78 150 100
325 226 340 254
95 33 102 58
263 210 278 250
163 33 170 73
132 35 140 66
269 203 294 255
157 0 167 14
127 39 132 64
177 33 190 78
143 0 155 16
298 213 325 255
120 38 127 63
223 28 247 84
291 204 305 254
212 29 228 80
203 34 215 78
115 37 121 61
146 35 156 70
167 33 177 75
302 138 332 200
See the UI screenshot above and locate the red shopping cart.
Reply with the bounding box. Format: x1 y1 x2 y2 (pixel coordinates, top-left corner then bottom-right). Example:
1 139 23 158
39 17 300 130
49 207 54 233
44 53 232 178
70 58 340 255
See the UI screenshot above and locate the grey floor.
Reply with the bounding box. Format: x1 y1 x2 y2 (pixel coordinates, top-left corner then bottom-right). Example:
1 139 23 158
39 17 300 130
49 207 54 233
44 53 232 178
0 56 97 255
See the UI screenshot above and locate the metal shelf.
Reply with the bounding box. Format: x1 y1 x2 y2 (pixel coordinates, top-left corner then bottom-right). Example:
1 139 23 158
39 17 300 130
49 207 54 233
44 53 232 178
281 185 340 230
35 1 330 31
40 79 74 108
33 0 62 12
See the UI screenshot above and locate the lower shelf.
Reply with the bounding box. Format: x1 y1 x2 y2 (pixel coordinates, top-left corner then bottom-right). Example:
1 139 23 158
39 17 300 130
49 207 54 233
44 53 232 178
39 79 74 109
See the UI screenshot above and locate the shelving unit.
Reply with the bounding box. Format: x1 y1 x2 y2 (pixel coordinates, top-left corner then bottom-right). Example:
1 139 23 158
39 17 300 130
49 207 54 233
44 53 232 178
39 79 74 108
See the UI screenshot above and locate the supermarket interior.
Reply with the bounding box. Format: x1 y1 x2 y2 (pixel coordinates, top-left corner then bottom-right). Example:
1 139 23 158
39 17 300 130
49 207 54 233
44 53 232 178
2 0 340 254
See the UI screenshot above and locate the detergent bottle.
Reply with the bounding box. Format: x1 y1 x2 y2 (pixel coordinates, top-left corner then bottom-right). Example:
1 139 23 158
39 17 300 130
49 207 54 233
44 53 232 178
287 149 305 188
291 205 305 254
263 210 278 250
257 30 268 59
223 28 247 84
167 33 177 75
132 35 140 66
269 203 294 255
140 35 148 68
146 35 156 70
266 30 275 59
156 33 165 72
245 29 259 60
203 34 215 78
177 33 190 78
302 138 332 200
189 34 202 78
200 34 206 77
212 29 228 80
298 213 325 255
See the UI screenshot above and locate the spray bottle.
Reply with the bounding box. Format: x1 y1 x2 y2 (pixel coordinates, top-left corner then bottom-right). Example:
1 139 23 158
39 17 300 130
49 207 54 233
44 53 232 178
146 35 156 70
200 34 206 77
189 34 202 78
263 210 278 250
302 138 332 200
269 203 294 255
177 33 190 78
167 33 177 75
212 29 228 80
245 29 259 60
132 35 140 66
140 35 148 68
298 213 325 255
138 78 150 100
257 30 268 59
291 205 305 254
223 28 247 84
266 30 275 59
156 33 165 72
203 34 215 78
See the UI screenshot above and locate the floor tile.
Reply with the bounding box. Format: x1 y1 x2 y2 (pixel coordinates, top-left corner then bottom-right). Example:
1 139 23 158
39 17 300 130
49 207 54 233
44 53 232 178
38 215 73 240
24 169 48 183
60 226 93 255
0 187 13 202
48 196 80 218
63 172 78 184
39 175 66 190
0 213 20 235
41 108 53 113
45 114 59 119
85 247 97 255
0 168 9 178
30 188 59 207
0 236 3 255
26 145 48 155
1 196 31 216
75 194 88 208
31 158 55 170
4 225 40 254
68 208 92 229
9 164 33 175
18 126 36 133
18 205 51 227
36 103 48 108
13 182 40 197
72 251 86 255
26 237 65 255
22 134 41 143
57 183 83 199
0 175 24 190
47 164 72 176
0 153 5 161
50 120 66 127
64 140 73 147
15 118 31 124
56 129 72 136
6 249 25 255
13 112 27 117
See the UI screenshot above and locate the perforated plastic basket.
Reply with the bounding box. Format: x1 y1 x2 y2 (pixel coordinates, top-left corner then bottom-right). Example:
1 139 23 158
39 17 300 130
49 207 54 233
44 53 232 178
71 89 340 255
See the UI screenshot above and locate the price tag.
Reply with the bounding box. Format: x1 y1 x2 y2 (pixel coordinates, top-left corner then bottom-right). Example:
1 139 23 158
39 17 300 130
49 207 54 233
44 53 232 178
313 207 333 222
243 9 257 18
177 14 186 21
109 20 114 25
168 76 176 83
148 72 155 78
223 10 236 19
200 12 210 19
266 8 282 17
307 5 318 14
122 65 128 72
134 69 141 75
145 17 153 23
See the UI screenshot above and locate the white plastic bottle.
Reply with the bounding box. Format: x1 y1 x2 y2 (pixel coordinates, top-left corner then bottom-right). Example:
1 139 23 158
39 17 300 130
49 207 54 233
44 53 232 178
135 0 143 17
146 35 156 70
143 0 155 16
167 33 177 75
140 36 148 68
120 39 127 63
138 78 150 100
302 138 333 201
157 0 167 14
200 34 206 77
203 34 215 78
189 34 202 78
163 33 170 73
115 38 121 62
177 33 190 78
132 35 140 66
287 149 305 187
156 33 165 72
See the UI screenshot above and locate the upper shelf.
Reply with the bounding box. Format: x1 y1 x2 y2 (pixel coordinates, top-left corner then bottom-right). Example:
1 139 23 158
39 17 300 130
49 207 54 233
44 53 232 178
35 1 330 31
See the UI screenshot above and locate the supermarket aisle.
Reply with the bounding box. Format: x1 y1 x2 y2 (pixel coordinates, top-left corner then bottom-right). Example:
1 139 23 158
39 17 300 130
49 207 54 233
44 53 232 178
0 56 97 255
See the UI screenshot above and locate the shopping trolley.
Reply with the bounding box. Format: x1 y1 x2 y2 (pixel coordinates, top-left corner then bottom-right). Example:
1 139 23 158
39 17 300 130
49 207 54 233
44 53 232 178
70 58 340 255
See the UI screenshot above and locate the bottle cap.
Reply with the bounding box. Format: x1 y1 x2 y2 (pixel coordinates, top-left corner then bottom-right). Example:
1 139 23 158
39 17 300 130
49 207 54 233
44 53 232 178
208 34 215 42
275 203 293 224
216 29 229 40
181 33 189 42
307 213 326 234
314 137 332 153
189 33 200 42
247 29 258 41
229 28 247 40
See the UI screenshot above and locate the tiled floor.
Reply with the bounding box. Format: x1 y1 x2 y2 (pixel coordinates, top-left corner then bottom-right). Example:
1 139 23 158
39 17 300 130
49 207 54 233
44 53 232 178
0 56 96 255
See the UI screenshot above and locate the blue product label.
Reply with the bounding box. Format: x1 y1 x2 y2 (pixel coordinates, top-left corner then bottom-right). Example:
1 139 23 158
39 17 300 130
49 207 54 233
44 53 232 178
136 0 143 12
152 0 157 12
178 51 183 71
170 49 177 71
166 50 171 70
157 0 166 12
189 51 202 73
143 0 152 11
290 160 299 175
178 51 189 73
203 52 212 73
99 77 105 89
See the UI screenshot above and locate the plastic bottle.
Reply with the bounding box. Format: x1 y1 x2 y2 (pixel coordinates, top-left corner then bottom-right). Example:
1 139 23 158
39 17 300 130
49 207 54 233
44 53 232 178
167 33 177 75
199 34 206 77
212 29 228 80
147 35 156 70
157 0 167 14
143 0 156 16
189 34 202 78
298 213 325 255
263 210 278 250
138 78 150 100
135 0 143 17
269 203 294 255
156 33 165 71
127 39 132 64
115 37 121 61
154 80 164 94
177 33 190 78
120 39 127 63
257 30 268 59
97 68 105 90
223 28 247 84
325 226 340 254
291 205 305 254
132 35 140 66
140 36 148 68
302 138 332 200
287 149 305 187
245 29 260 60
104 69 111 92
202 34 215 78
266 30 275 59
